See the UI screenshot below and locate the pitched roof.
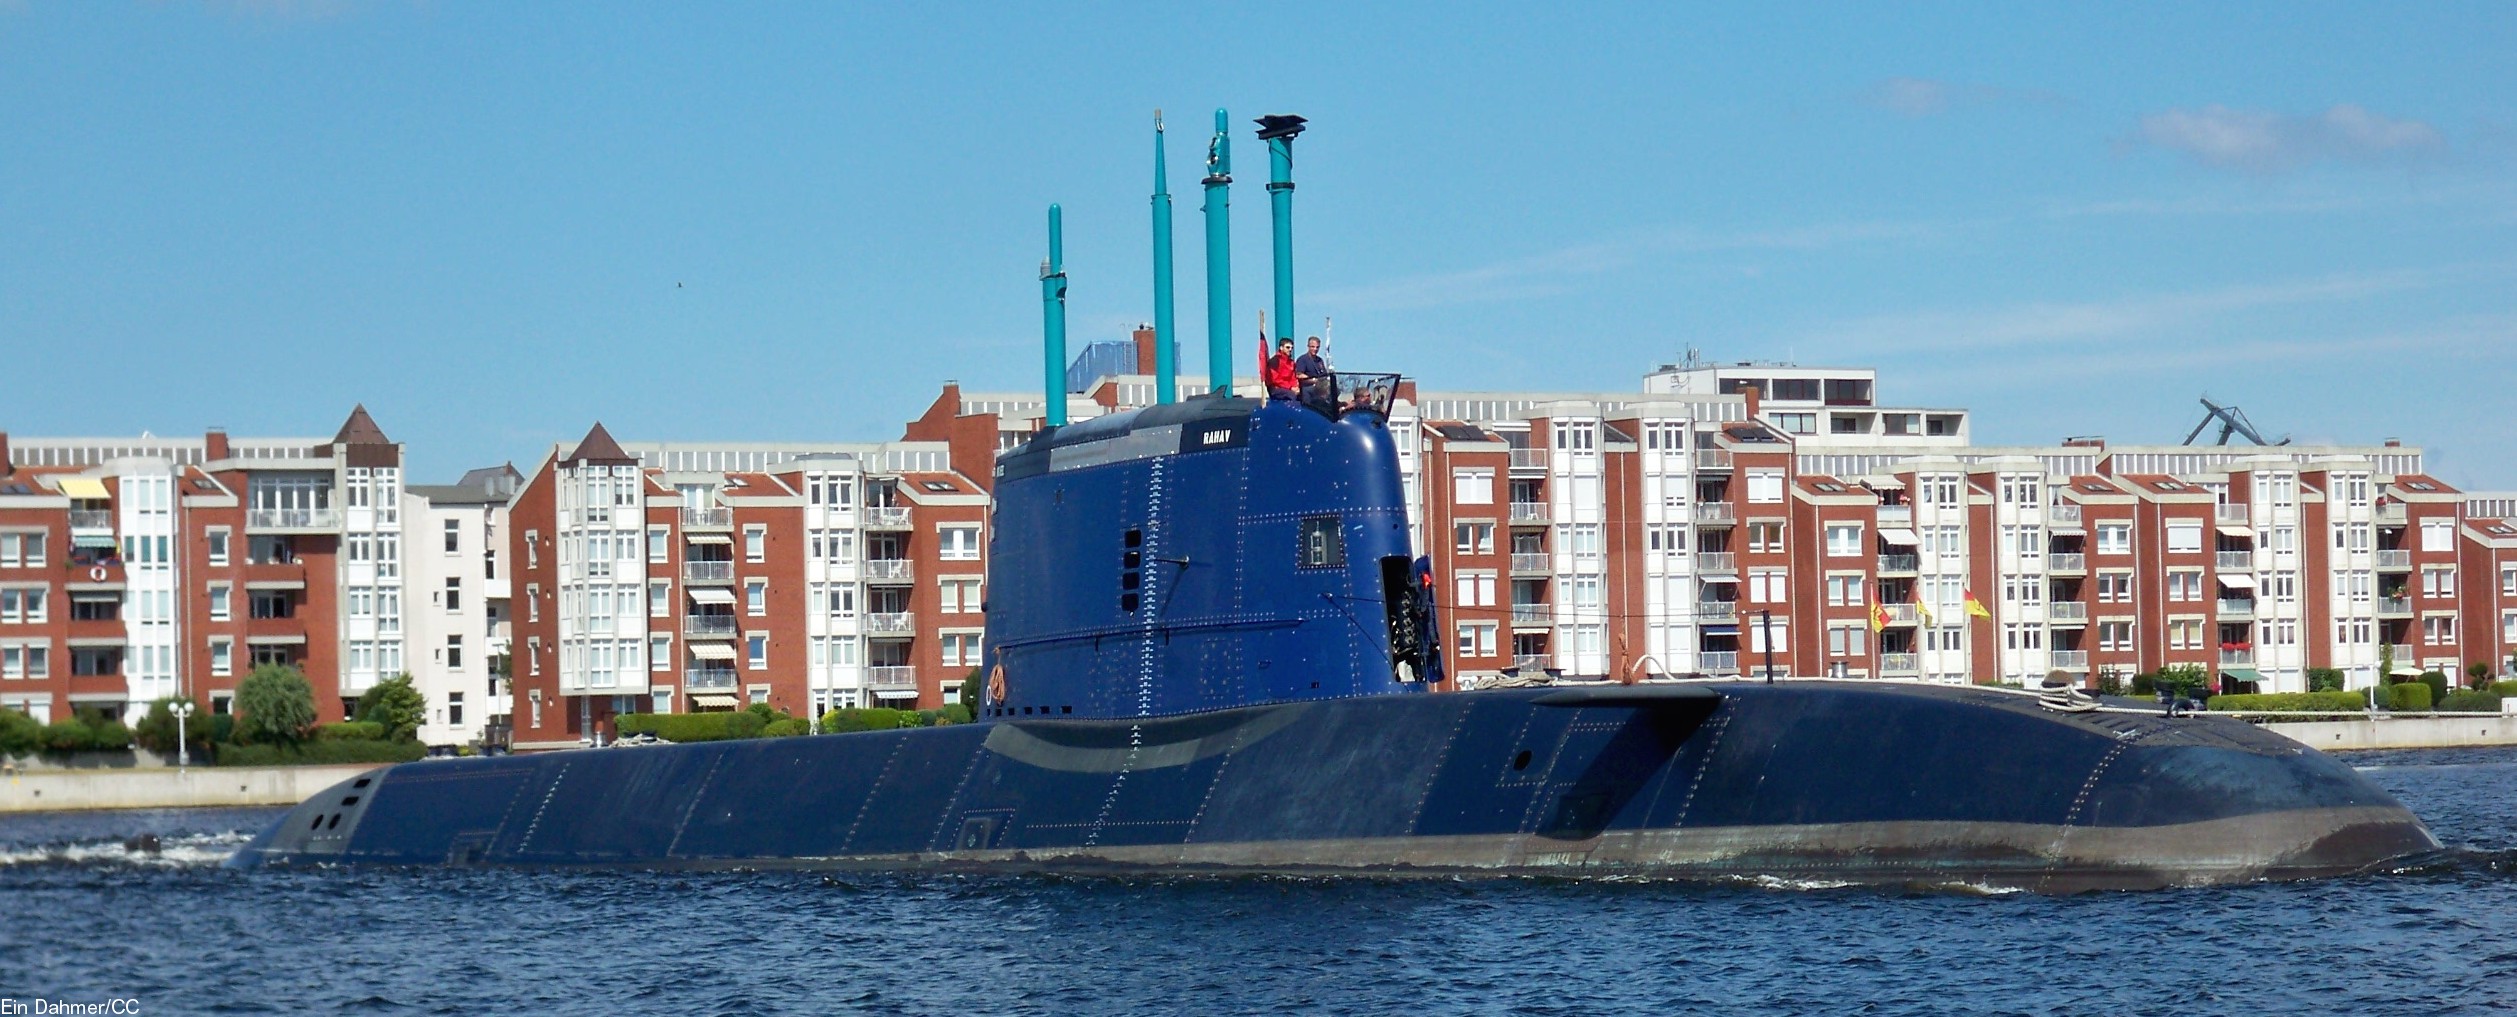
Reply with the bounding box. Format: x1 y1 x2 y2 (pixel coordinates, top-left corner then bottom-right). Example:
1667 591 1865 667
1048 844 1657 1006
562 423 638 467
331 404 392 445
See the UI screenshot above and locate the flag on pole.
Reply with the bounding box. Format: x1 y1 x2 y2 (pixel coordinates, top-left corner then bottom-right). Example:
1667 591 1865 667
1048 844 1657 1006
1915 592 1935 627
1963 588 1993 620
1868 600 1890 634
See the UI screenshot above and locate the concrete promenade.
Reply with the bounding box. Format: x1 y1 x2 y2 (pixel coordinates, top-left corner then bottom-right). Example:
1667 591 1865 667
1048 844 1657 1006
0 763 384 813
2260 714 2517 752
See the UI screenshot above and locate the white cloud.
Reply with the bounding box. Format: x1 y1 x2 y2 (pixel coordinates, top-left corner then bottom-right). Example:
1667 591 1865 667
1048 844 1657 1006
2131 104 2445 172
1864 77 2064 117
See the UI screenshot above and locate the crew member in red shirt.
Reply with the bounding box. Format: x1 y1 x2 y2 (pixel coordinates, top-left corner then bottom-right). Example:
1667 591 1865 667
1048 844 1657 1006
1260 336 1298 400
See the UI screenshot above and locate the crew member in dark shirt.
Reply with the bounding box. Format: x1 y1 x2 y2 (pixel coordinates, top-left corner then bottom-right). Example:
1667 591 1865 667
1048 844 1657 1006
1294 336 1331 409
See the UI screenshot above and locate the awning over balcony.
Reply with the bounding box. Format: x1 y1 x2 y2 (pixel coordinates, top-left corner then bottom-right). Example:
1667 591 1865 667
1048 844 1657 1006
686 642 737 661
2218 574 2257 589
1702 624 1740 635
1698 574 1737 583
2390 663 2425 676
1879 528 1920 546
57 477 109 499
2216 524 2253 537
2221 668 2263 684
684 533 733 545
245 634 308 646
686 588 736 605
690 693 741 709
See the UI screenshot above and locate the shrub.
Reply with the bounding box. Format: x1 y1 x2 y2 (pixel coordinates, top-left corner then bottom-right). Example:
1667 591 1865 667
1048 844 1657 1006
2205 692 2368 713
2438 690 2503 713
2492 681 2517 699
2470 662 2495 689
2157 664 2210 699
820 708 921 733
938 703 973 725
2095 669 2128 698
88 720 133 751
2305 668 2348 693
236 664 318 744
2386 682 2433 712
317 721 387 741
353 673 427 742
213 739 427 767
0 709 43 757
2417 671 2450 710
40 719 95 753
616 711 767 743
958 669 983 712
761 717 810 738
2130 673 2156 697
134 697 211 755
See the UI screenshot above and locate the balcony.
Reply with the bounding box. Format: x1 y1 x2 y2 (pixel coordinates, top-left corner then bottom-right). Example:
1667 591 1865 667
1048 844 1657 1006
1509 502 1549 525
1511 653 1550 671
2050 649 2090 670
1694 601 1737 622
862 559 914 583
2374 549 2411 569
1696 551 1737 573
1509 448 1548 472
864 506 913 529
2215 550 2253 571
2048 503 2083 526
680 506 732 530
1698 651 1739 674
1878 652 1919 675
1880 604 1919 626
1510 604 1553 625
1877 553 1918 575
682 616 739 638
1876 505 1911 527
1693 503 1735 526
2219 647 2255 667
866 666 918 691
1691 449 1732 471
2047 602 2088 624
2377 503 2407 524
2048 552 2086 573
2376 596 2412 617
68 509 114 534
246 508 340 532
2215 503 2251 524
2216 599 2256 619
683 561 735 585
865 611 915 635
2389 643 2416 664
1510 552 1550 573
683 669 738 691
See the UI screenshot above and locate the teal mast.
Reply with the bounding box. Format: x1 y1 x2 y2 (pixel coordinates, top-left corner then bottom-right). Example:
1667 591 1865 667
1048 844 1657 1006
1200 109 1233 395
1255 114 1307 348
1151 112 1177 404
1041 204 1068 427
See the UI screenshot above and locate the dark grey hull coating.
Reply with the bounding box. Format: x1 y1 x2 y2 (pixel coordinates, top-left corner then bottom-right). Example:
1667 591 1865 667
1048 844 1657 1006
231 682 2438 893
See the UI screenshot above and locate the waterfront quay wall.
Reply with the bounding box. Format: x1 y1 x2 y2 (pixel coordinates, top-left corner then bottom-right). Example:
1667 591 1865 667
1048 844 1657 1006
0 763 383 813
2261 715 2517 752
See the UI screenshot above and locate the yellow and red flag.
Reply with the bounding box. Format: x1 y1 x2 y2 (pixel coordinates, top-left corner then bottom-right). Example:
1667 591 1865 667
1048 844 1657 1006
1869 600 1890 633
1963 588 1993 620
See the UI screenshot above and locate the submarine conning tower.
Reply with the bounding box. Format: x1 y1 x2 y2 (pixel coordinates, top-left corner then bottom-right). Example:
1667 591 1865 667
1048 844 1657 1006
982 111 1437 722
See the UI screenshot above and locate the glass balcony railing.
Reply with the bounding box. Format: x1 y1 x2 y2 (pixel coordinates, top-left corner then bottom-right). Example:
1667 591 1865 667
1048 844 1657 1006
866 666 918 690
2048 503 2082 525
2215 503 2251 523
2050 649 2090 669
2374 549 2411 568
1510 552 1549 572
2376 596 2412 615
1695 449 1733 470
2216 599 2256 618
2219 647 2255 666
1878 652 1920 674
683 561 735 584
1693 503 1735 525
1509 449 1547 470
1696 552 1737 572
1694 601 1737 621
683 669 738 691
1509 502 1548 524
862 559 914 582
68 510 114 531
247 508 340 530
1511 653 1550 671
1877 554 1919 573
682 616 738 637
1510 604 1552 624
2046 602 2088 624
2048 552 2087 572
1698 651 1739 674
680 507 732 529
865 612 916 634
2215 550 2253 571
863 506 913 528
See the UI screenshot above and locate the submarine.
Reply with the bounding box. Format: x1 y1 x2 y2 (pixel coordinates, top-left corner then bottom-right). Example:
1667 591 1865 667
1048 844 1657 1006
233 111 2437 892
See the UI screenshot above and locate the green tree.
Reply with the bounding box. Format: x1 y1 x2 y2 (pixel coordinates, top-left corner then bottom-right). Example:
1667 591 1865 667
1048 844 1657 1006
958 668 983 712
134 697 211 755
236 664 318 745
2468 661 2493 689
0 709 42 757
354 673 427 742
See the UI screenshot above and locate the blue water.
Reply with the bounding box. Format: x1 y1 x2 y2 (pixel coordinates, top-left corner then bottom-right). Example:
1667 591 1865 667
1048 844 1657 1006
4 747 2514 1016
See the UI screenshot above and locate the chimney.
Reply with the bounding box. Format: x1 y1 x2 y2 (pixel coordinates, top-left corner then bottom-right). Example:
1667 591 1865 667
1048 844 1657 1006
2384 438 2402 448
0 431 10 476
1132 326 1158 376
205 428 231 461
1741 384 1762 421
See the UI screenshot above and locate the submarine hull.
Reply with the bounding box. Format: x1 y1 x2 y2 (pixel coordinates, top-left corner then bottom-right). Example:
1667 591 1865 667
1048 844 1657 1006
232 681 2435 892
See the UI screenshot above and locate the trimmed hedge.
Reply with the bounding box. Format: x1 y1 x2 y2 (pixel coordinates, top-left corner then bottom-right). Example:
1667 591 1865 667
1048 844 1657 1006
616 711 767 743
2205 691 2368 713
761 717 811 738
317 721 387 741
2438 690 2503 713
2490 681 2517 699
820 708 921 733
214 739 427 767
2416 671 2451 709
2386 682 2433 712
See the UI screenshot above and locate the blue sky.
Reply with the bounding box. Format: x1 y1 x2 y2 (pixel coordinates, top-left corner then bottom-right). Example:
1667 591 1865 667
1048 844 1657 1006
5 2 2512 485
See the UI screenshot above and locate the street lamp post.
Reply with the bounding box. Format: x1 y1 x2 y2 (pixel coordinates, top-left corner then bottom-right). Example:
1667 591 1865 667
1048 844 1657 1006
170 699 196 769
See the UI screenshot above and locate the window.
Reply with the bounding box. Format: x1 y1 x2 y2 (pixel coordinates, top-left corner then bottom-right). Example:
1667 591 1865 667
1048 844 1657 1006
206 528 230 567
525 530 539 569
2096 523 2132 556
1647 524 1685 553
2098 620 2134 652
1747 570 1787 604
1454 572 1496 608
1569 524 1602 562
2420 518 2453 553
1824 524 1863 557
940 577 983 614
647 526 669 563
1747 619 1788 654
1455 621 1498 658
940 631 985 668
1747 521 1785 554
208 584 231 621
1453 523 1494 555
1569 575 1603 609
741 525 767 562
2165 522 2203 554
2097 572 2132 603
650 634 671 671
209 638 232 677
1746 471 1785 504
2422 615 2456 645
2168 619 2203 650
442 518 461 555
2504 566 2517 597
1772 412 1816 435
747 634 768 669
445 635 464 670
938 526 982 561
746 578 768 615
2166 571 2204 601
1825 575 1863 607
2421 568 2456 599
448 692 465 727
444 577 462 613
1826 625 1866 657
1453 468 1495 505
